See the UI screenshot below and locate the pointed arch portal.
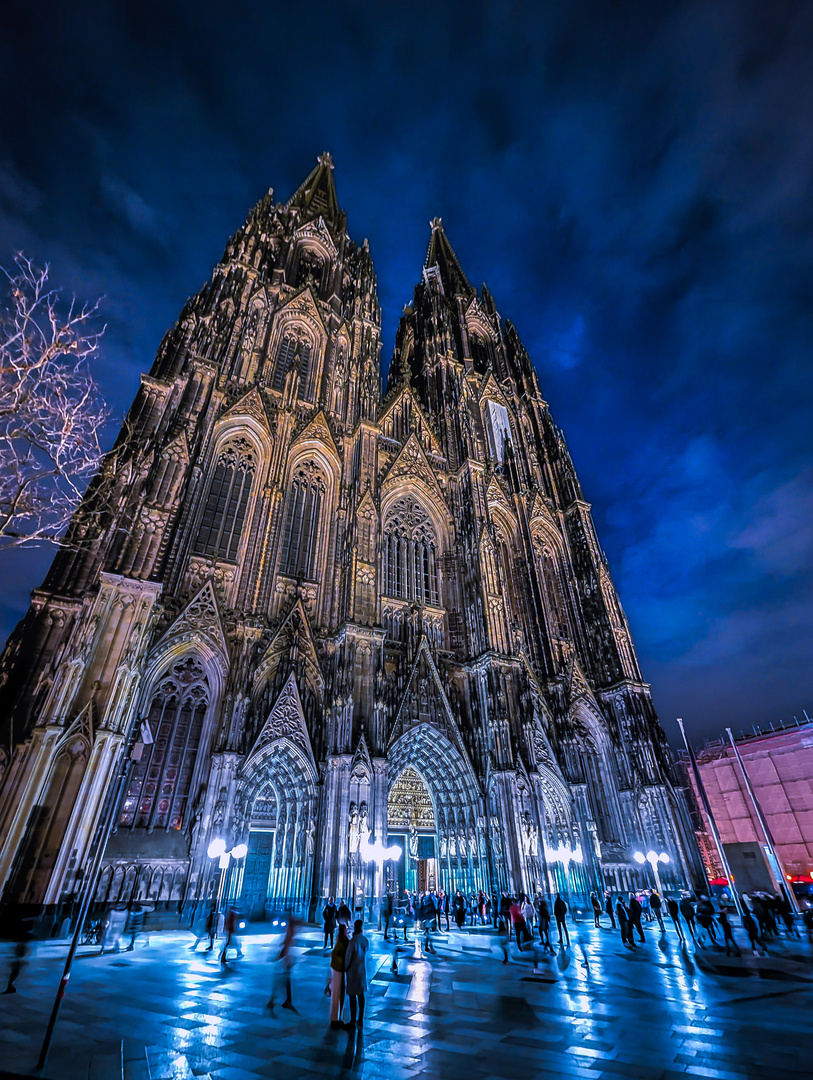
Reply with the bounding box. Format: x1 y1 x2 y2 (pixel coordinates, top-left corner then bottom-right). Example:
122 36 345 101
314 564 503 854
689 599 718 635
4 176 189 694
387 724 489 897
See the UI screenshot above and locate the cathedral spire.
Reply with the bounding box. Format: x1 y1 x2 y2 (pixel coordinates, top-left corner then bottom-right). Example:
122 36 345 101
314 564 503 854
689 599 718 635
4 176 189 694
286 151 341 225
424 217 474 298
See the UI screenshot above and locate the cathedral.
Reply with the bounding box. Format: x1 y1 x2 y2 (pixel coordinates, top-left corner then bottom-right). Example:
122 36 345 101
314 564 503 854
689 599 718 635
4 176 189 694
0 155 703 923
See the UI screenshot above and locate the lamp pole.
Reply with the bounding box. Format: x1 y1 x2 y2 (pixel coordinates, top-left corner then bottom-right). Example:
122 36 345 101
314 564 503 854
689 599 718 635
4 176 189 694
677 717 743 916
725 728 800 914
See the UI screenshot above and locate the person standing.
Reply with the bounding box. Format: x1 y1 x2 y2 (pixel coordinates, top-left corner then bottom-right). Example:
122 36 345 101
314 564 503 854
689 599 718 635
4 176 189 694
453 890 467 930
666 896 685 943
323 897 338 949
337 899 352 928
604 891 616 929
522 894 535 939
628 894 645 944
328 924 349 1028
650 890 666 935
590 892 602 928
553 894 570 947
267 917 298 1012
344 920 369 1031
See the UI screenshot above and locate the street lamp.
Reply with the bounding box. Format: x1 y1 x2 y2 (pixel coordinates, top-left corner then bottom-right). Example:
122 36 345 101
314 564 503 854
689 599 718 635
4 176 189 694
208 838 248 911
634 849 669 895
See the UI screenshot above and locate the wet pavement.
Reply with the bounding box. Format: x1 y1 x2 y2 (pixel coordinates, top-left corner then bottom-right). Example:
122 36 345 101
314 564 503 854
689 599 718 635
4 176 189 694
1 918 812 1080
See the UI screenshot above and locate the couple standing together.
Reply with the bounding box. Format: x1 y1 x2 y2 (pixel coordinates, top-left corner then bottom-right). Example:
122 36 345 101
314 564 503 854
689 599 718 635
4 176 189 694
328 919 368 1031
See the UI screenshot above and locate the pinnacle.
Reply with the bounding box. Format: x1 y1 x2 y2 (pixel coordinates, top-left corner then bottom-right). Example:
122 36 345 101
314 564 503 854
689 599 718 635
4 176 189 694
423 218 473 297
286 152 341 224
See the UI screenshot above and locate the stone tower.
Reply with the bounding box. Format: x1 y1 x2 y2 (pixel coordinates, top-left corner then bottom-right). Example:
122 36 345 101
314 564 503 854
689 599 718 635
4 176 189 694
0 157 702 922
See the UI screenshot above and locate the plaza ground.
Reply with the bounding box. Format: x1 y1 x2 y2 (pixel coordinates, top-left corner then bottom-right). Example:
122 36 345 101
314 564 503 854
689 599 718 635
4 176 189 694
1 918 812 1080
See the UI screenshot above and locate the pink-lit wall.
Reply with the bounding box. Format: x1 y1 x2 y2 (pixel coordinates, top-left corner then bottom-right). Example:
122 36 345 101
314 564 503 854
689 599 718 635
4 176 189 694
694 726 813 878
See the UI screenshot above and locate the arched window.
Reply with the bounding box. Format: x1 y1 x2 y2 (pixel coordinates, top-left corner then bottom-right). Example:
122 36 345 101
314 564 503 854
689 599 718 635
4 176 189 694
193 438 256 560
272 331 313 393
382 496 440 605
535 538 569 639
120 657 209 831
294 248 324 289
469 332 491 372
280 461 326 579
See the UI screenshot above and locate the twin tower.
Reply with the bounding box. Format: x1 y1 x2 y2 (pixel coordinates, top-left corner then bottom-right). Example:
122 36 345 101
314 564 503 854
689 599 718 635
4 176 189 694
0 154 702 921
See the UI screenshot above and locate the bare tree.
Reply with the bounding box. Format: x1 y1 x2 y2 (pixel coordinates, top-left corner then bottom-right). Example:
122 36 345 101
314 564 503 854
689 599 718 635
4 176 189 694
0 253 110 549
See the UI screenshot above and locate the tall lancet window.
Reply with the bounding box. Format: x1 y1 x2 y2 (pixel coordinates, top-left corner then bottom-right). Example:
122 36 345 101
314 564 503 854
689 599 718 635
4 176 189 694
120 657 209 831
194 437 256 560
382 496 440 606
272 331 312 393
280 460 326 579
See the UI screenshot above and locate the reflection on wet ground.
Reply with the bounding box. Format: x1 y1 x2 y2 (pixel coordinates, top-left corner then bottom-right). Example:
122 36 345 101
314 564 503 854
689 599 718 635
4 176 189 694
0 920 811 1079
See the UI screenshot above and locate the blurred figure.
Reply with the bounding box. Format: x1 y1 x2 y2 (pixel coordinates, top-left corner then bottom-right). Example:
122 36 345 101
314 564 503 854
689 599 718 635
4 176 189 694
344 919 369 1031
267 916 298 1012
219 906 243 964
337 899 352 928
695 896 718 945
537 896 554 952
718 910 741 956
190 904 217 952
604 891 616 929
2 915 33 994
650 890 665 934
679 894 698 943
328 923 349 1029
453 890 467 930
509 898 528 952
742 909 769 956
666 896 685 943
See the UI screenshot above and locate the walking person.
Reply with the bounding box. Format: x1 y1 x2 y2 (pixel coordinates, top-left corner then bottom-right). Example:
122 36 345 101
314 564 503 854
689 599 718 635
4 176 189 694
628 894 645 944
679 894 698 943
267 917 298 1012
478 889 487 925
537 896 554 952
420 894 437 954
742 909 769 956
190 904 217 952
344 920 369 1031
383 892 394 942
439 890 451 932
522 894 535 939
499 892 512 938
328 923 349 1028
604 891 616 929
219 906 243 965
696 896 718 945
553 893 570 947
590 891 602 928
666 896 685 943
323 897 338 949
650 890 666 935
616 897 635 948
2 916 32 995
509 898 528 952
718 910 741 957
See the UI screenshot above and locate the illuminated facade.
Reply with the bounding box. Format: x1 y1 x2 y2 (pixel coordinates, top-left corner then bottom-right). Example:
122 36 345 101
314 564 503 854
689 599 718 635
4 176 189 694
0 156 702 920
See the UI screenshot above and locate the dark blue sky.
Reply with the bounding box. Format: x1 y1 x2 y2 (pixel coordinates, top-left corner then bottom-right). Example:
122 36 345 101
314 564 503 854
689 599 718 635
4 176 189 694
1 1 811 747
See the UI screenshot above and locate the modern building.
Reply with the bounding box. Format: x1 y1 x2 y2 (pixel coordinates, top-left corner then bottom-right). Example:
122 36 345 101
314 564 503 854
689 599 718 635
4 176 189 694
0 156 703 923
679 718 813 896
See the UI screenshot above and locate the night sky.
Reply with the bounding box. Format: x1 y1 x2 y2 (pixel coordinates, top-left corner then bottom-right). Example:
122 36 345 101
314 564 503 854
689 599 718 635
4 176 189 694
1 2 811 747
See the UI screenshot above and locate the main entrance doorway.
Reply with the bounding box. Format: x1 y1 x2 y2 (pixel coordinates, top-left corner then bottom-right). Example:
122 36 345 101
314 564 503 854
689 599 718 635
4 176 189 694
387 766 437 896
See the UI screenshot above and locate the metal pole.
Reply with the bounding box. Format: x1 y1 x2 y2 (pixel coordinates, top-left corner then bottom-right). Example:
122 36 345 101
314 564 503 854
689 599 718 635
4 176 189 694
676 718 743 916
725 727 801 914
37 728 138 1071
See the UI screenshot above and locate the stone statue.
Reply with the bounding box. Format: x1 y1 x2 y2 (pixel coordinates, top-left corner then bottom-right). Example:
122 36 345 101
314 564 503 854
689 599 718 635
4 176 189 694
358 802 371 851
305 816 315 857
409 823 419 859
348 801 359 854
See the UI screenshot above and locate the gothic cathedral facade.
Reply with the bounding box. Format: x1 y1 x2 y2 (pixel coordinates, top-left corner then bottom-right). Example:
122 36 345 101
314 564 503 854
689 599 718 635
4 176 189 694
0 155 703 920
